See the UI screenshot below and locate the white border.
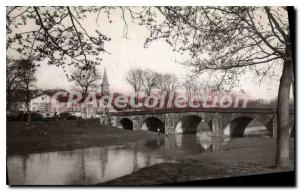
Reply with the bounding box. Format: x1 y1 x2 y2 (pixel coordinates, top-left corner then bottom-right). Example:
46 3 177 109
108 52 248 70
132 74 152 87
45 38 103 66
1 0 299 191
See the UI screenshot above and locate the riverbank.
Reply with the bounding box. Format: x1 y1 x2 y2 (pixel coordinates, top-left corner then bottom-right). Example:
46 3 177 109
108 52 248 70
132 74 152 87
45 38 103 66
7 120 160 156
7 121 295 185
104 137 295 185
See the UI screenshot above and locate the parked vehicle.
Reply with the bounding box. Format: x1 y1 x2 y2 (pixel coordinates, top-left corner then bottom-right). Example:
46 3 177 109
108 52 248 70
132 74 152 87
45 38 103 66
59 112 69 120
59 112 76 120
41 112 52 118
69 111 82 119
94 112 102 119
7 111 44 121
42 112 57 120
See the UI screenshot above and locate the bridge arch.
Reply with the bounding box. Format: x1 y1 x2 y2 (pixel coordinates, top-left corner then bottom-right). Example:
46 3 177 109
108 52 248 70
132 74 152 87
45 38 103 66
118 117 133 130
175 115 211 134
142 117 165 133
224 116 271 137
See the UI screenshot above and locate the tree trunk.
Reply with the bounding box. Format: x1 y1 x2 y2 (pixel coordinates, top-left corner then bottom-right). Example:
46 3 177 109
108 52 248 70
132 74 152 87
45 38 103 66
275 56 293 168
26 99 31 123
135 92 138 105
26 85 31 123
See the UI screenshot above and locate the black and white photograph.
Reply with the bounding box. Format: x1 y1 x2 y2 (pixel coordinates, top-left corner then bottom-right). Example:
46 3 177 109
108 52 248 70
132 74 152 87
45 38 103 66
4 1 296 187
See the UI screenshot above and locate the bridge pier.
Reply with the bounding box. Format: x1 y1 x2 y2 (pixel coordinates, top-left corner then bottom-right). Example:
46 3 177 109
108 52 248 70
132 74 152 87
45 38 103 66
110 116 118 127
211 113 223 151
132 116 140 130
165 113 175 134
102 115 109 125
211 113 223 137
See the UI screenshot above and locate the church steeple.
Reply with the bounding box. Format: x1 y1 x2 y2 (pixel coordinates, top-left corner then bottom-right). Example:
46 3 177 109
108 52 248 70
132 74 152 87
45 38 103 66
101 67 110 95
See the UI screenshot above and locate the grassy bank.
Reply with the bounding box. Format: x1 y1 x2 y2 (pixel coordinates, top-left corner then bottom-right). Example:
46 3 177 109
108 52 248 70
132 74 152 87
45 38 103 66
7 119 160 156
104 137 294 185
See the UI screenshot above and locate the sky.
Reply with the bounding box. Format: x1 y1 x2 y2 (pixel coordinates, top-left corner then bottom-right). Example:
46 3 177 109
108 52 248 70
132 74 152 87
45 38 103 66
7 7 286 100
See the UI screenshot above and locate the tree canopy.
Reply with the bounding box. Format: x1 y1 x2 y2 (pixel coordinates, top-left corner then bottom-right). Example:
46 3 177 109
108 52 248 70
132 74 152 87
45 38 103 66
136 6 291 89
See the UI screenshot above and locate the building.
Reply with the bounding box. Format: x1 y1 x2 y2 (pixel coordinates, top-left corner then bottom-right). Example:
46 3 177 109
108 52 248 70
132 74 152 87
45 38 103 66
101 67 110 95
7 68 112 119
7 89 44 113
30 94 52 113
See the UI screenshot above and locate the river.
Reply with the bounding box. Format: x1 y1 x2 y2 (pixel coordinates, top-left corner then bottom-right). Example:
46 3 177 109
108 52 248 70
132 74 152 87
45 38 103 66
7 131 221 185
7 126 269 185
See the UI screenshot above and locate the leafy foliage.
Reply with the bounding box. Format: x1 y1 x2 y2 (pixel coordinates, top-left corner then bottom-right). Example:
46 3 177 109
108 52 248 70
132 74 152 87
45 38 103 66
7 6 111 74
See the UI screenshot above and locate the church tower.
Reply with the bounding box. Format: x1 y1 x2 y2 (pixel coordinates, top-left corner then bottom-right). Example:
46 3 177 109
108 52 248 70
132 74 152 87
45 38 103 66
101 68 110 95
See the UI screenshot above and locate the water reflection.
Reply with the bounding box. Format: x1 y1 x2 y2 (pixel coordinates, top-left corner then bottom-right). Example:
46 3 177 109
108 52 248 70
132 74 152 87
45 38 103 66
7 132 220 185
141 132 217 157
196 131 212 149
8 145 175 185
223 125 270 143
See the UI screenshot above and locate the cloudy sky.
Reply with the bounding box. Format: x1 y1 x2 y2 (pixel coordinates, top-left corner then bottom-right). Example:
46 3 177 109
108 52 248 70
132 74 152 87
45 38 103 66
7 7 285 100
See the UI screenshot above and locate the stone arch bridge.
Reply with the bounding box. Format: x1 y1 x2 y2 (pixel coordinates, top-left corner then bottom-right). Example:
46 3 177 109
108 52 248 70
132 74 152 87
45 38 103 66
104 108 294 138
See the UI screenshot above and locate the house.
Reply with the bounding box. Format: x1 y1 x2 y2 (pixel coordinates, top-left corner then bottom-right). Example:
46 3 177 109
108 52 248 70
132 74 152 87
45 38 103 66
30 94 53 113
7 68 112 119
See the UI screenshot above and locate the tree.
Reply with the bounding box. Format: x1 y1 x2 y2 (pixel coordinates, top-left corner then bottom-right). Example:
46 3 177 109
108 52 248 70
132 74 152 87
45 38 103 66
183 80 199 102
137 6 293 168
17 59 38 122
6 57 22 110
183 79 218 102
70 67 101 118
156 73 179 94
126 68 143 103
6 6 110 73
140 69 159 96
70 67 101 100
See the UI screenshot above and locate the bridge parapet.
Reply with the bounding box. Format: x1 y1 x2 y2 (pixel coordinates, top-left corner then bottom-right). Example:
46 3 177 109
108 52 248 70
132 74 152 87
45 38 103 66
107 107 294 116
106 107 294 139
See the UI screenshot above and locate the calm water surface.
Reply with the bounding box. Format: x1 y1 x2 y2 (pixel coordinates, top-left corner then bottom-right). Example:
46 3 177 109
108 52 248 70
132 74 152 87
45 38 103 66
7 132 219 185
7 125 268 185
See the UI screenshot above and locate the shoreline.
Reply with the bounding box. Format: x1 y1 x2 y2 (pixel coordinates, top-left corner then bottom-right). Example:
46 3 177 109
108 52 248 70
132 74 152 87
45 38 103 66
7 120 161 156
